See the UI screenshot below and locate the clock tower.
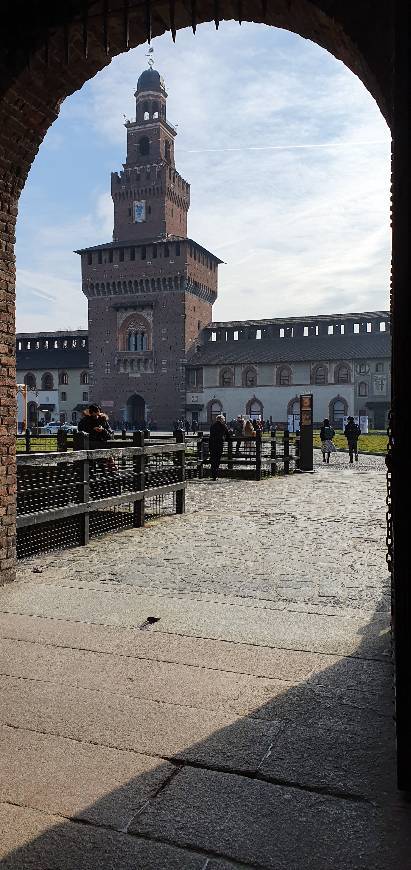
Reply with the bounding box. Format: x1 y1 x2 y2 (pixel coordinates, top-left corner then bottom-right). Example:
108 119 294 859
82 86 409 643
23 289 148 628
77 65 222 428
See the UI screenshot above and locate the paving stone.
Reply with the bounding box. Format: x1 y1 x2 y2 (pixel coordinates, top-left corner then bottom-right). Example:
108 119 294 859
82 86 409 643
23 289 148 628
0 802 207 869
0 676 281 773
0 612 392 689
130 766 411 870
0 726 175 830
259 715 397 798
0 582 390 658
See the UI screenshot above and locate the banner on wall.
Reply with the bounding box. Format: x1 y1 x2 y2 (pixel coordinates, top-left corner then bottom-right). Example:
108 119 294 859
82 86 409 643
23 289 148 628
342 415 369 434
133 200 146 223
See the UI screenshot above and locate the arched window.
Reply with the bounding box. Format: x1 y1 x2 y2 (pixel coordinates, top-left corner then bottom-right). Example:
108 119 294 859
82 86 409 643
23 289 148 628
329 396 348 427
277 365 292 386
246 397 264 419
219 367 234 387
80 371 89 385
358 381 368 396
41 372 54 390
165 140 171 162
59 371 68 385
207 399 223 424
313 364 328 385
139 136 150 156
242 366 257 388
152 101 159 119
335 363 351 384
287 396 300 417
24 372 36 390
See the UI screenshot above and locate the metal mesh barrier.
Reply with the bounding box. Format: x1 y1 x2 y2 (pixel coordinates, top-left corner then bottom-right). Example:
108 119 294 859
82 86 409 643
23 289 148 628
17 460 83 515
88 452 140 501
145 492 176 519
17 515 83 560
145 450 181 489
89 503 134 537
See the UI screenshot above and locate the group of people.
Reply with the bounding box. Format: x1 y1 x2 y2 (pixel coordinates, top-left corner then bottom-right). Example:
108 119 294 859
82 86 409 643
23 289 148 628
208 414 263 480
320 416 361 464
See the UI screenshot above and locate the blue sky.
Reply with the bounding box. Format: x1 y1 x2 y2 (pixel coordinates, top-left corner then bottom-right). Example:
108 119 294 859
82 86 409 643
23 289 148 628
15 21 391 331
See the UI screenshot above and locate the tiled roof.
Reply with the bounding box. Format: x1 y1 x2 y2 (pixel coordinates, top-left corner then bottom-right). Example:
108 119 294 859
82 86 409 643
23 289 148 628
188 332 391 366
16 349 89 370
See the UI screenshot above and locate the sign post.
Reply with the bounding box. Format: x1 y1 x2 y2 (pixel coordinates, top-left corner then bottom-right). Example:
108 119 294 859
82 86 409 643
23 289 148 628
299 393 313 472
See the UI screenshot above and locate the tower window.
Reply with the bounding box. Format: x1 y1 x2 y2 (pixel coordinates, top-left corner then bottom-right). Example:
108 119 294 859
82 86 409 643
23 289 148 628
165 141 171 162
164 244 169 257
119 248 124 262
130 247 135 261
152 246 157 259
87 253 92 265
139 136 150 156
141 246 146 260
98 251 102 264
175 242 180 256
108 249 113 263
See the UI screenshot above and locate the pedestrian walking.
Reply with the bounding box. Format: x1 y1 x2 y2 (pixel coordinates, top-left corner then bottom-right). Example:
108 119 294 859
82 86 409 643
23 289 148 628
244 418 256 458
209 414 229 480
185 419 190 435
344 416 361 463
319 418 336 464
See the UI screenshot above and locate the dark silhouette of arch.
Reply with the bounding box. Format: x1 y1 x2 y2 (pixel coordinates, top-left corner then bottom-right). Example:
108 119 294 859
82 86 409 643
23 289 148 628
126 394 146 429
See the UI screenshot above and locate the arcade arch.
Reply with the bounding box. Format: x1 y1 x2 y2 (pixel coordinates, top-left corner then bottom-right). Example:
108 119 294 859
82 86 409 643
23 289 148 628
0 0 408 790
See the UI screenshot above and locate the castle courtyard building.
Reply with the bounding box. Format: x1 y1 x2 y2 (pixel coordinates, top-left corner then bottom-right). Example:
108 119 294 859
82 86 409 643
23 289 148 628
16 330 89 428
185 311 391 429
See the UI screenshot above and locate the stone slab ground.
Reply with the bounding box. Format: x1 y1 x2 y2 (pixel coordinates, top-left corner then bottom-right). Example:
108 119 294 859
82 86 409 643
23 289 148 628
0 457 410 868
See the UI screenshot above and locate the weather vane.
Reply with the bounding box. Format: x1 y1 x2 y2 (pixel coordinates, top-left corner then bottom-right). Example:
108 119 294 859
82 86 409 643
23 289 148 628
146 46 154 68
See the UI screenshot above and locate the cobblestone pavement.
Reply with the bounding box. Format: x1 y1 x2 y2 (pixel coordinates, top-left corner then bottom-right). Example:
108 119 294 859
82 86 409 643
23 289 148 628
1 461 410 869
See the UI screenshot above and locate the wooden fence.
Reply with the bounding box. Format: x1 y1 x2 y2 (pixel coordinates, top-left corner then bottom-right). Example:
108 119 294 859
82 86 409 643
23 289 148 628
17 433 186 560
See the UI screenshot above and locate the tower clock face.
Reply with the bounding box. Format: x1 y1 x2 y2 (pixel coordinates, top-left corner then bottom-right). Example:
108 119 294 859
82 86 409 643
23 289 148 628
134 200 146 223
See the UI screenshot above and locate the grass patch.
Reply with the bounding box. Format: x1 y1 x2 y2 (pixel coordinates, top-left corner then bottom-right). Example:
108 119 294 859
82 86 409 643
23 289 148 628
313 431 387 454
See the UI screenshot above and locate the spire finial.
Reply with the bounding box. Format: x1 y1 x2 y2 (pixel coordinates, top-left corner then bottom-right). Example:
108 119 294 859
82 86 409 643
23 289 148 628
146 46 154 68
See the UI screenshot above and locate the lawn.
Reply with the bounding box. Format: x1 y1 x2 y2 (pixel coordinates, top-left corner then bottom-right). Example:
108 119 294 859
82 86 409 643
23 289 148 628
313 431 387 455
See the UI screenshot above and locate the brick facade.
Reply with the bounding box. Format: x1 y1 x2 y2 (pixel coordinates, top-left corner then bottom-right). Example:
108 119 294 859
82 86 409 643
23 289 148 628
77 66 222 428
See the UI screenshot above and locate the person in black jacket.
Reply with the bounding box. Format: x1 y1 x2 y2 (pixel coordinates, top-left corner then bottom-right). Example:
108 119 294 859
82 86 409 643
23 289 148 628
344 416 361 463
209 415 229 480
78 405 113 445
319 418 336 464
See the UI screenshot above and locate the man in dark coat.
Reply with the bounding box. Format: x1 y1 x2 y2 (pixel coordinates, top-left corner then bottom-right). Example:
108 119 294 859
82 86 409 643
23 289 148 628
344 416 361 463
209 414 229 480
78 404 113 446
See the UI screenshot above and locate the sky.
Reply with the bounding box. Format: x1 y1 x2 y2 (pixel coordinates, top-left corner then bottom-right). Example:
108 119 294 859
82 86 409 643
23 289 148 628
15 21 391 332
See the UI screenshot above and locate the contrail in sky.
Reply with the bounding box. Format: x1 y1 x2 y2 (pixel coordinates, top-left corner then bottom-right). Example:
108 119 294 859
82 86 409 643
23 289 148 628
180 140 387 154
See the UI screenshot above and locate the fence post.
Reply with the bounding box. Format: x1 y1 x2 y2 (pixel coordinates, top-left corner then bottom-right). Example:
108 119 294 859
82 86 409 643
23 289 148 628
271 429 277 475
227 436 233 472
57 430 68 452
255 431 262 480
73 432 89 451
175 429 186 514
80 453 90 545
197 432 203 478
25 428 31 454
133 430 145 528
295 430 301 470
284 429 290 475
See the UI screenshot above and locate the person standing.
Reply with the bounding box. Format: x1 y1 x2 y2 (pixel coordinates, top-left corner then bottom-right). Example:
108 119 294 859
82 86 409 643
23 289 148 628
209 414 229 480
185 419 190 435
232 415 245 456
344 416 361 463
319 418 336 464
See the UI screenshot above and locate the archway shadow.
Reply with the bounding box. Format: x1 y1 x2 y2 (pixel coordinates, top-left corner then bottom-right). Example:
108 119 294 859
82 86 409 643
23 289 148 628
0 595 410 869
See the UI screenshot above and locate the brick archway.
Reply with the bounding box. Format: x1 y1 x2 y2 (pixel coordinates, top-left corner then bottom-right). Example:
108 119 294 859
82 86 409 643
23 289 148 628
1 0 410 792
